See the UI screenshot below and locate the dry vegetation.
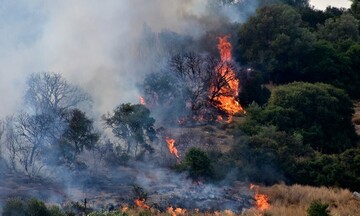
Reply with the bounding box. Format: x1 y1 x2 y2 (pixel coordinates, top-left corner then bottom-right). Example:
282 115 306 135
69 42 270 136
88 184 360 216
250 184 360 216
353 101 360 135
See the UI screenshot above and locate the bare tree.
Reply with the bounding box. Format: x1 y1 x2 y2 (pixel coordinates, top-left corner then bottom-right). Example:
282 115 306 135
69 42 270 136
1 72 92 176
1 113 58 176
169 53 212 112
25 72 91 115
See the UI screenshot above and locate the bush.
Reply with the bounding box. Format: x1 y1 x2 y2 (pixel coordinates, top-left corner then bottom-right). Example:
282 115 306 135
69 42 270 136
26 198 50 216
2 198 27 216
307 200 330 216
2 198 66 216
181 148 213 180
48 206 66 216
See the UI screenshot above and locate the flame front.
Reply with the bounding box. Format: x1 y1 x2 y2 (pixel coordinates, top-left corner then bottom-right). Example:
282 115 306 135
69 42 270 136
211 35 244 116
250 184 270 211
134 198 150 209
166 138 180 159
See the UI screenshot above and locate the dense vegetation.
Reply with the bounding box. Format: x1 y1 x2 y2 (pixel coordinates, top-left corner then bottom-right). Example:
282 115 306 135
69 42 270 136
1 0 360 215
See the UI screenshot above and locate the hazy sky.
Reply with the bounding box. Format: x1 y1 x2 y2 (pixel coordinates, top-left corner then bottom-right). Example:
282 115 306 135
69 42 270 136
310 0 351 10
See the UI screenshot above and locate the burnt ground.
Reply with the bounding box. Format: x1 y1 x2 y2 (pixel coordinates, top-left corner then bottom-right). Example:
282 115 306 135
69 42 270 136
0 118 254 214
0 164 254 213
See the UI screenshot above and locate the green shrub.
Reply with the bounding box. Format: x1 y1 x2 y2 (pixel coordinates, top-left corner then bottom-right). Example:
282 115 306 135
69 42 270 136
182 148 213 180
48 206 66 216
307 200 330 216
26 198 50 216
2 198 27 216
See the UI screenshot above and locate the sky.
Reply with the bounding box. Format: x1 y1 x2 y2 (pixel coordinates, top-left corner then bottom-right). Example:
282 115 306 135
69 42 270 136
310 0 351 9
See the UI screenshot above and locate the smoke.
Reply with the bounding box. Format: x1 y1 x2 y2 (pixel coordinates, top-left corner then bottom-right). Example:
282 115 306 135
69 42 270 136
0 0 259 118
0 0 262 212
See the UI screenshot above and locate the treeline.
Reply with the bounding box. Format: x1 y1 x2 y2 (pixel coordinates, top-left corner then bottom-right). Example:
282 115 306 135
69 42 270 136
215 0 360 191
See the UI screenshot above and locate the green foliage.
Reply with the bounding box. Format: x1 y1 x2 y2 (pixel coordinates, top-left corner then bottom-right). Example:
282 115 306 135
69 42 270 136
2 198 65 216
180 148 213 180
262 82 357 153
88 210 126 216
237 4 314 83
2 198 27 216
232 82 360 190
59 109 99 165
103 103 156 155
351 0 360 19
26 198 51 216
307 200 330 216
317 14 359 43
238 70 271 106
48 206 66 216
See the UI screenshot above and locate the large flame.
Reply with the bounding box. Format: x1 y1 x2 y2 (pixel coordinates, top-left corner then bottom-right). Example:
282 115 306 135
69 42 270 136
250 184 270 211
134 198 150 209
212 35 244 116
166 138 179 159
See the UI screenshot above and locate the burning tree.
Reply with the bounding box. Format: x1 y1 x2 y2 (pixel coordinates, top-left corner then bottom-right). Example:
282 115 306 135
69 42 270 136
103 103 156 156
210 35 244 116
140 37 245 125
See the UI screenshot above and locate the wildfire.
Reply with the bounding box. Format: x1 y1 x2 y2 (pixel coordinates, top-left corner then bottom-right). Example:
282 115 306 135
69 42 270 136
211 35 244 117
250 184 270 211
166 138 180 159
139 96 146 105
167 206 186 216
134 198 150 209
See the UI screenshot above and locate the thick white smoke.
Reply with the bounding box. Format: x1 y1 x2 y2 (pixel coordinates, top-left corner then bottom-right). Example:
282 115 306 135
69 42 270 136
0 0 258 118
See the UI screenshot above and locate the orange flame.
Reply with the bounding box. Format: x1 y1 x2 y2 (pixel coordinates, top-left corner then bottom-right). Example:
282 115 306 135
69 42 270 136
166 138 180 159
134 198 150 209
121 206 128 213
139 96 146 105
167 206 186 216
212 35 244 116
250 184 270 211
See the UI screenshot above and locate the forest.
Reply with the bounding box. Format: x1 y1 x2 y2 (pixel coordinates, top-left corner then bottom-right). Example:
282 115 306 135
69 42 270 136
0 0 360 216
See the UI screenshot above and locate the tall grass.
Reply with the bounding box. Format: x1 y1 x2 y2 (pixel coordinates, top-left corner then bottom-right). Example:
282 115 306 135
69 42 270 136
245 184 360 216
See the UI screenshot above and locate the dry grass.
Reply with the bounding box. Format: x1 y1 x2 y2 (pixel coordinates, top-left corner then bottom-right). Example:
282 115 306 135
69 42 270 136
244 184 360 216
353 116 360 125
